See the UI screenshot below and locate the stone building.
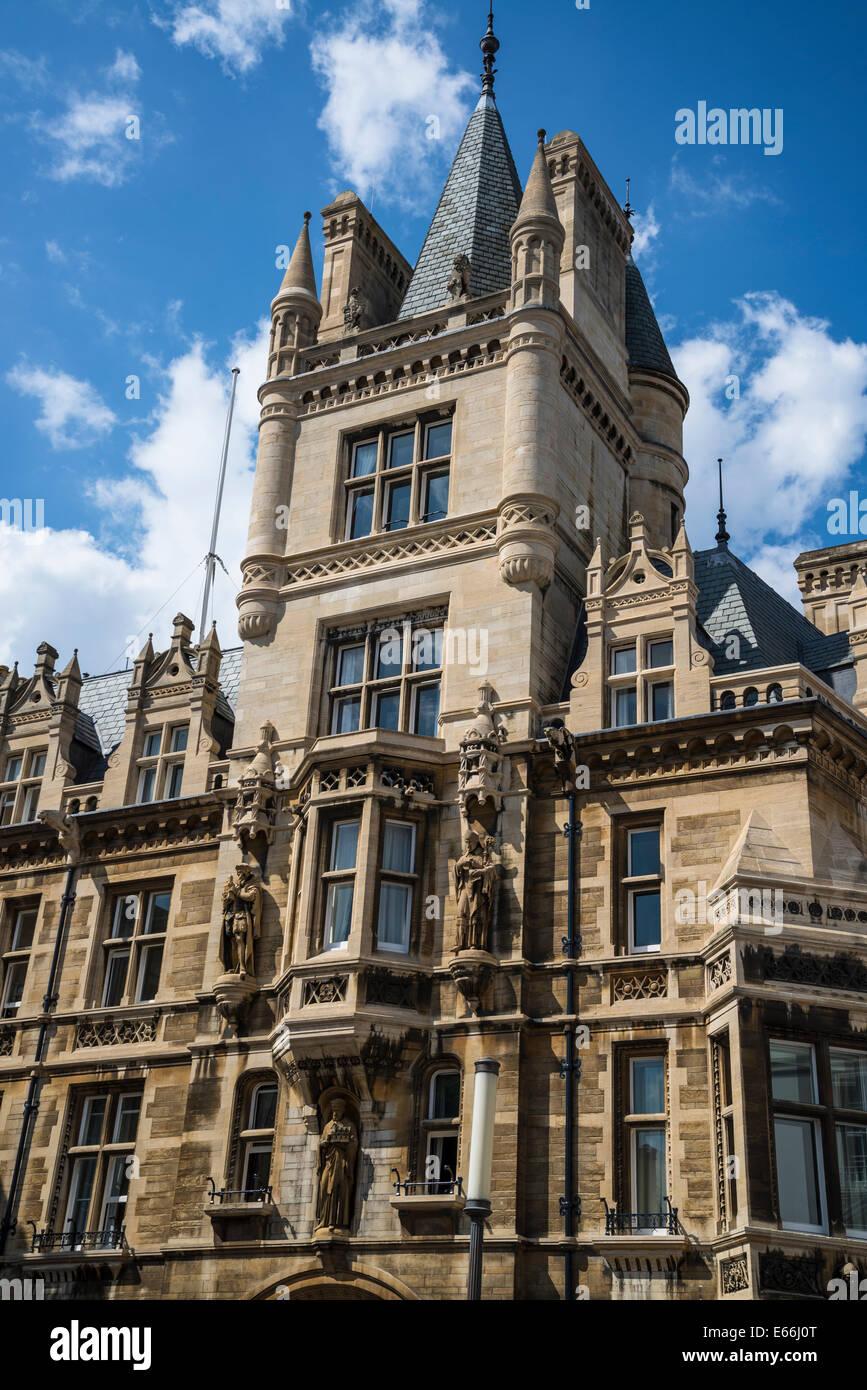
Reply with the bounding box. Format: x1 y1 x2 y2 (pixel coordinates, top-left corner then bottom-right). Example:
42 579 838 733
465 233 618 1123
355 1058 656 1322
1 13 866 1303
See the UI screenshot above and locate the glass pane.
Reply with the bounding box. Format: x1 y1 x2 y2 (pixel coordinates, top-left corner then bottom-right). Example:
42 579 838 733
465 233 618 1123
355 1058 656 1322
326 882 354 945
423 470 449 522
629 828 660 877
383 821 414 874
137 767 156 804
5 756 23 782
80 1097 107 1146
651 682 674 721
136 943 163 1002
611 646 637 675
111 896 135 937
114 1094 142 1143
831 1050 867 1110
351 441 378 477
170 726 188 753
413 627 443 672
22 786 40 821
837 1124 867 1232
167 763 184 798
770 1041 817 1104
631 891 661 950
632 1057 665 1115
251 1085 278 1131
0 792 15 825
243 1144 272 1194
385 480 411 531
100 1155 130 1235
775 1117 822 1228
649 640 674 669
349 488 374 539
375 691 400 731
427 1133 459 1191
387 432 414 469
333 696 361 735
145 891 171 935
425 421 452 459
413 683 440 738
432 1071 460 1120
102 949 130 1007
143 732 161 757
634 1128 666 1213
377 882 411 949
12 909 37 951
1 961 27 1015
336 644 365 687
66 1156 97 1234
614 687 636 727
29 751 47 777
330 822 359 871
376 629 403 678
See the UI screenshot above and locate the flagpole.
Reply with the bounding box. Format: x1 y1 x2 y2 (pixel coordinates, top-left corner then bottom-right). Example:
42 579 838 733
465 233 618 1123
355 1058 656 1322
199 367 240 639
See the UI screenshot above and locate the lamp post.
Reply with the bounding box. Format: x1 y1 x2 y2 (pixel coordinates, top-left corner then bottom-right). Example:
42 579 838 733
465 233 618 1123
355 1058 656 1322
465 1057 500 1301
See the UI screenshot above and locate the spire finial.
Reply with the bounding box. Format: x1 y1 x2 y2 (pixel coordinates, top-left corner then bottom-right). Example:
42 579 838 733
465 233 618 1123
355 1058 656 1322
480 3 499 97
624 177 634 220
716 457 730 548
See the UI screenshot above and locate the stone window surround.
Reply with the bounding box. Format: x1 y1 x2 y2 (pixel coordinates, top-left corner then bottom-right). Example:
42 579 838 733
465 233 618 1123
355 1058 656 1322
325 612 445 741
0 744 47 826
610 808 667 957
134 721 190 805
0 895 39 1019
226 1071 280 1197
613 1041 671 1224
336 407 454 544
303 795 430 963
421 1065 462 1192
94 882 174 1010
54 1086 143 1243
608 632 675 729
767 1033 867 1240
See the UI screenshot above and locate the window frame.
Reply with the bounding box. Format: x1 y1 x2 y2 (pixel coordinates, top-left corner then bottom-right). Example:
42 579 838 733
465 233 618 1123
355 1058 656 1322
339 414 453 542
61 1088 142 1247
623 824 663 955
321 817 361 952
326 616 444 741
622 1050 668 1233
100 887 171 1007
375 819 418 955
1 901 38 1018
608 635 675 728
421 1066 461 1194
135 726 189 804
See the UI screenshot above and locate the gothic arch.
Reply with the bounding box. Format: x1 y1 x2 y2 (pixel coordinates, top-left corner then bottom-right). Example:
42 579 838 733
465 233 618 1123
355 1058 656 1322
254 1260 420 1302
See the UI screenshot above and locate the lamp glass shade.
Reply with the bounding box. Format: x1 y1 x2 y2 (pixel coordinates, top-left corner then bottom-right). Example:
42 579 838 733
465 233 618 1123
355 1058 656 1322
466 1060 499 1202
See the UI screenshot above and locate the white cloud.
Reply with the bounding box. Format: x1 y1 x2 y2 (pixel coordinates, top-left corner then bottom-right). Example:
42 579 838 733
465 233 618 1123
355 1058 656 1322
673 292 867 577
45 239 66 263
0 326 267 674
670 156 782 217
310 0 475 204
158 0 295 75
6 362 117 449
0 49 49 92
630 204 660 261
31 49 144 186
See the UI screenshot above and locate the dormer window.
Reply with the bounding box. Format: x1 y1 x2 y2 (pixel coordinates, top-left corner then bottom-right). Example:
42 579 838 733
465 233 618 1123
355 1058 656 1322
0 748 47 825
341 414 453 541
135 725 189 803
609 638 675 728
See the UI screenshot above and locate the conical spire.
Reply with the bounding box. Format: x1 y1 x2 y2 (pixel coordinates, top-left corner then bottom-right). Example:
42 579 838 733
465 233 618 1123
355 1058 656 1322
514 129 560 225
277 212 319 305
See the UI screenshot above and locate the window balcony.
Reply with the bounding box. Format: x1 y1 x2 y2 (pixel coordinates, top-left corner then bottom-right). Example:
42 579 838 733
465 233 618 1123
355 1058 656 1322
28 1222 127 1253
389 1169 465 1233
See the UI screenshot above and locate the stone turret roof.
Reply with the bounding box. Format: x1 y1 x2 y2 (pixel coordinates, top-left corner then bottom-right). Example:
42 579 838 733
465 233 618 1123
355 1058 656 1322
625 255 679 382
398 92 523 319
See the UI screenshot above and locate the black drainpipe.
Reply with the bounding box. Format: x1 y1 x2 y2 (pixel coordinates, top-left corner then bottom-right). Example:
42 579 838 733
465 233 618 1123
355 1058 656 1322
561 786 582 1299
0 834 78 1255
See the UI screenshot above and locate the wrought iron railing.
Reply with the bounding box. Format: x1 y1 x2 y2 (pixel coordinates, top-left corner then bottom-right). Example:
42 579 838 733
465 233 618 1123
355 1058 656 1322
391 1168 464 1198
601 1197 679 1235
28 1222 127 1253
205 1178 273 1205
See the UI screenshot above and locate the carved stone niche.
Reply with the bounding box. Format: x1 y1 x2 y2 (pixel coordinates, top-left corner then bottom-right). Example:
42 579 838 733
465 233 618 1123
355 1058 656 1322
232 721 280 853
213 862 264 1037
313 1090 360 1242
458 683 507 828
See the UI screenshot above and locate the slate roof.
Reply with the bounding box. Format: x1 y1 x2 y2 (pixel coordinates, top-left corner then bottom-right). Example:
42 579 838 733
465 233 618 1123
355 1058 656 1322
625 255 680 382
399 93 523 319
693 545 854 679
77 645 243 759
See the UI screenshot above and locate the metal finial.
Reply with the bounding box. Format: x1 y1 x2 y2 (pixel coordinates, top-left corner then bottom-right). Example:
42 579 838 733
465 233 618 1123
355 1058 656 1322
624 177 634 220
480 3 499 96
716 458 730 548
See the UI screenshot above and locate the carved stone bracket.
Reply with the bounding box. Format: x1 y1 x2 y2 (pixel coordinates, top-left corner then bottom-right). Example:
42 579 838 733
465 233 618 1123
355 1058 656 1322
213 972 259 1039
448 949 497 1016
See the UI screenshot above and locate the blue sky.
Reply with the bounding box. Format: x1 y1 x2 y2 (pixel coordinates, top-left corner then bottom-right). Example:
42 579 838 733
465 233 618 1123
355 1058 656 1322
1 0 865 675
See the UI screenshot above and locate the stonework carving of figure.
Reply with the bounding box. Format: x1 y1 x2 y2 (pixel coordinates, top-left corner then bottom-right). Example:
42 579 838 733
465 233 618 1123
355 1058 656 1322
315 1100 358 1231
446 253 472 301
343 286 365 332
219 863 262 978
454 832 498 953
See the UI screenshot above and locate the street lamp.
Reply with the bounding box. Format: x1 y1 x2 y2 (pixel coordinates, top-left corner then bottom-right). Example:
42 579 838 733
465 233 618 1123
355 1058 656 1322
465 1057 500 1301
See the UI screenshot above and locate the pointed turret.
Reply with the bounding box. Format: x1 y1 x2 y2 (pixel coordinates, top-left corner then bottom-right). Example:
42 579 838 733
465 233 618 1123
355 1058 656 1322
268 212 323 378
55 649 82 707
509 130 564 310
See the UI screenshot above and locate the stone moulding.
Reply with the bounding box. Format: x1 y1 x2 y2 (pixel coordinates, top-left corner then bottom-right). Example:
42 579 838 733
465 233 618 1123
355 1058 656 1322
708 953 733 992
75 1014 159 1048
754 944 867 994
758 1249 823 1298
0 1026 14 1057
720 1253 750 1294
611 971 667 1003
280 516 498 592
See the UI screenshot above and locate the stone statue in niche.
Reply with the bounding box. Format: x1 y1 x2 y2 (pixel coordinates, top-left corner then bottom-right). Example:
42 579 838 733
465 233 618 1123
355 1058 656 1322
343 286 365 332
315 1099 358 1231
446 253 472 302
454 832 498 953
219 863 262 979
